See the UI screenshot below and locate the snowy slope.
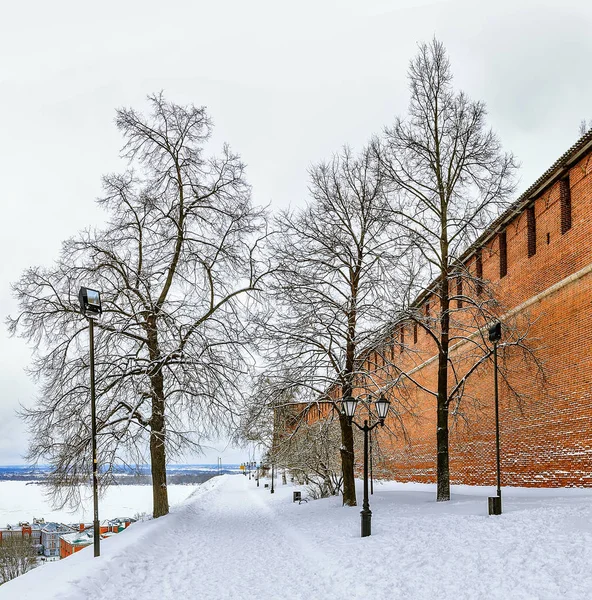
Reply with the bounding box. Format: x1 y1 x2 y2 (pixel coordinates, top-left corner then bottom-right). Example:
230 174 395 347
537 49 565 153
3 475 592 599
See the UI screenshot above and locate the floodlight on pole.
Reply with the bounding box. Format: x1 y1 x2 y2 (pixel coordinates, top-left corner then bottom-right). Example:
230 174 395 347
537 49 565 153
488 321 503 516
78 286 102 557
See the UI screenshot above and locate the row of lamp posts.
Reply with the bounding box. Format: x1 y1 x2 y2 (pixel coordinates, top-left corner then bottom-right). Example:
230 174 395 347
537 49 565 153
153 322 503 540
77 282 504 551
339 321 504 534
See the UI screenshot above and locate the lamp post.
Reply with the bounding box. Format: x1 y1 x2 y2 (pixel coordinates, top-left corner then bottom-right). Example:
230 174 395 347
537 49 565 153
488 322 502 516
341 394 390 537
369 428 374 495
256 462 260 487
78 287 102 557
270 460 275 494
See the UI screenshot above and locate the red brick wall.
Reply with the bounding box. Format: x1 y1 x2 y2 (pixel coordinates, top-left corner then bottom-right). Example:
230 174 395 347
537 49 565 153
372 150 592 487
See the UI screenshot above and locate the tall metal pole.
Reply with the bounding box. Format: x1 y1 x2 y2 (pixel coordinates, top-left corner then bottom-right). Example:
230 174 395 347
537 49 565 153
361 421 372 537
493 341 502 501
271 462 275 494
369 428 374 495
89 319 100 557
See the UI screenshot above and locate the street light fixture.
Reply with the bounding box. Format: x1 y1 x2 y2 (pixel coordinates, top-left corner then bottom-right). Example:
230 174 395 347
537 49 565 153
488 322 502 516
78 286 102 557
271 460 275 494
342 394 390 537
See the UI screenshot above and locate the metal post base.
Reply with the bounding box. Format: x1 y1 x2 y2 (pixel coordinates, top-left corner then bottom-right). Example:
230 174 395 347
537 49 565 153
488 496 502 515
361 509 372 537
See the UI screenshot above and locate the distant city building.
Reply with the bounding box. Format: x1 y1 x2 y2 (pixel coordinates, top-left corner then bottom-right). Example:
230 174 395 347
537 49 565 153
41 523 75 557
59 518 135 559
0 522 43 554
1 516 135 559
59 529 93 558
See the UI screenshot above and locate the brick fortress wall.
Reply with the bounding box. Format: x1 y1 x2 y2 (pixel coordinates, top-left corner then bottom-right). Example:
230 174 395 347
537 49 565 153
368 141 592 487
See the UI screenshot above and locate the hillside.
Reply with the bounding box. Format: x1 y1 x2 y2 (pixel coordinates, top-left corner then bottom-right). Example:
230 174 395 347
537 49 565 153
3 475 592 599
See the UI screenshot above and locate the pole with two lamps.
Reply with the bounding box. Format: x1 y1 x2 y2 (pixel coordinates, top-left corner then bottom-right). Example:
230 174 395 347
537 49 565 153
341 394 390 537
78 287 102 558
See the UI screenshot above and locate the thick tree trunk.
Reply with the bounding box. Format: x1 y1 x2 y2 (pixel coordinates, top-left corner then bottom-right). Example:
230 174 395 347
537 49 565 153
340 300 358 507
150 395 169 518
436 388 450 501
339 410 357 506
436 269 451 501
147 315 169 518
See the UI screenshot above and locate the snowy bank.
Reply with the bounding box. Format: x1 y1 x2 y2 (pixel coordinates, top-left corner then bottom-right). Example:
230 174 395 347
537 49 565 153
2 476 592 599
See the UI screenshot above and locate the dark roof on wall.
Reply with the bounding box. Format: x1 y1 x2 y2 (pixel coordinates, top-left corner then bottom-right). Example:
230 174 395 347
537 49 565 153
365 129 592 354
461 128 592 264
407 128 592 311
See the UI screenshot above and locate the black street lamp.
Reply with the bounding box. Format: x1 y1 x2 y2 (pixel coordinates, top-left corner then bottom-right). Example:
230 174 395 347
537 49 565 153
256 462 260 487
342 394 390 537
270 461 275 494
369 428 374 495
78 286 102 557
488 322 502 516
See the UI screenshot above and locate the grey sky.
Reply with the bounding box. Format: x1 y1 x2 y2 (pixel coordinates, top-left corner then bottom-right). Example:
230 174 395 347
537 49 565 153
1 0 591 464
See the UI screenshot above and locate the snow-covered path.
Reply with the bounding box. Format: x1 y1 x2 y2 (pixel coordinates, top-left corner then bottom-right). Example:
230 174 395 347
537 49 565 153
65 475 344 600
4 475 592 599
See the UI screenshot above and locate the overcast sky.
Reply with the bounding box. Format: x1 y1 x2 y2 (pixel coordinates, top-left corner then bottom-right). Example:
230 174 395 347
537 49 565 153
1 0 591 465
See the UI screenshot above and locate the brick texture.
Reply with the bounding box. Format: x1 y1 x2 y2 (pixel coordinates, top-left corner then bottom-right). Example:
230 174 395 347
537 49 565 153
371 148 592 488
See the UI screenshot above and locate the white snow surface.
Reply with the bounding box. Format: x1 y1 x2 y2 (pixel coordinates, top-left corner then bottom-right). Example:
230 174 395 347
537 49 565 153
3 475 592 599
0 482 199 525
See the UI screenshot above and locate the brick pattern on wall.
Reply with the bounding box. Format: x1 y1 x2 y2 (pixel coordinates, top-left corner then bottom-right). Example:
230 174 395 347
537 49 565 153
371 150 592 488
295 143 592 489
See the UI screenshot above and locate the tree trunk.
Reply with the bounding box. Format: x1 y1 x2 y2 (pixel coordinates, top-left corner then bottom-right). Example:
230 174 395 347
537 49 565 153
436 271 451 501
339 410 357 506
147 315 169 518
436 390 450 501
340 300 358 507
150 395 169 518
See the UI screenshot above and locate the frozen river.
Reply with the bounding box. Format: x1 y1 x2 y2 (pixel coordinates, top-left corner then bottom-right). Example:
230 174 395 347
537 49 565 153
0 481 200 525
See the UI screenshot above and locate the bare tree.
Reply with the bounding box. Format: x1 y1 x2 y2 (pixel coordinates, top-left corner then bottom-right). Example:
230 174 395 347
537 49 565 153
579 119 592 136
8 94 268 517
254 145 403 506
0 536 37 585
279 416 344 499
238 375 345 499
373 39 519 501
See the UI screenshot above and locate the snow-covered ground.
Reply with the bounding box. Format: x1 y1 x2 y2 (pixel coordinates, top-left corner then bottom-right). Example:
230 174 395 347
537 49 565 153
0 481 200 524
3 475 592 599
